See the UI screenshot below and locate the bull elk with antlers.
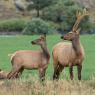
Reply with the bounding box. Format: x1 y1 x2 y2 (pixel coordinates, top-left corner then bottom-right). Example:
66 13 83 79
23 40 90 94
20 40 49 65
7 34 50 81
52 9 89 80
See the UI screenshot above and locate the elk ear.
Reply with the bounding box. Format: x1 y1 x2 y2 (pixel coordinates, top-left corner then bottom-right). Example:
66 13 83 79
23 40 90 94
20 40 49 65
41 33 46 40
76 28 81 34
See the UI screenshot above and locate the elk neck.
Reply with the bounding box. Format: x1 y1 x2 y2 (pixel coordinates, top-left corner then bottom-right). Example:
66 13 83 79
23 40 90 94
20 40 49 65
41 43 50 59
72 35 82 56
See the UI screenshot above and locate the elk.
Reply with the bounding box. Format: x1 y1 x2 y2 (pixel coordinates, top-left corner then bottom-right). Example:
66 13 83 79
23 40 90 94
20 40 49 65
52 9 89 80
7 34 50 81
0 69 8 79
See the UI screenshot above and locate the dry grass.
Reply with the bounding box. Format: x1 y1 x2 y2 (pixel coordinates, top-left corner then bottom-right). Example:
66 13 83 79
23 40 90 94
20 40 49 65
0 78 95 95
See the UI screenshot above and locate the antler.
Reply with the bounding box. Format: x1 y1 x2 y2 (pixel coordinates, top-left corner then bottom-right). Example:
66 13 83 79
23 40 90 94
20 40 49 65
72 9 89 32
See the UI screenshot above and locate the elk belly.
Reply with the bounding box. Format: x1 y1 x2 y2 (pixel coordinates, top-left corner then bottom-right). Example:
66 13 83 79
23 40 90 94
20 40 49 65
22 56 41 69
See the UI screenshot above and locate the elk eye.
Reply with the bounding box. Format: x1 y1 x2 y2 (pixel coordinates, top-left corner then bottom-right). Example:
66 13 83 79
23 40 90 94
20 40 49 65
39 39 41 41
41 37 45 40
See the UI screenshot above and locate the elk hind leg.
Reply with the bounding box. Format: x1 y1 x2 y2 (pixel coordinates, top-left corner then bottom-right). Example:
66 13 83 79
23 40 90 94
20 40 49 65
7 66 22 79
16 67 24 78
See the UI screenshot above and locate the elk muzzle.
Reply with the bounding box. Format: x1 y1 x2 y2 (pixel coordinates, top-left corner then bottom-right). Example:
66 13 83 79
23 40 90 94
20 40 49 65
31 41 36 45
61 36 64 39
61 35 67 40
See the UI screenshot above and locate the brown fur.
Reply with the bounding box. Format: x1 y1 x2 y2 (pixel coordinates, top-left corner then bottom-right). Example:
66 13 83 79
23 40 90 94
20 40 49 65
7 34 50 81
52 10 88 80
0 70 8 79
52 32 85 80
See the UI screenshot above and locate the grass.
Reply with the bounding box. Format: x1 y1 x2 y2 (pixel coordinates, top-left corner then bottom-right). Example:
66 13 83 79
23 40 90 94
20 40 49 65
0 34 95 95
0 79 95 95
0 34 95 80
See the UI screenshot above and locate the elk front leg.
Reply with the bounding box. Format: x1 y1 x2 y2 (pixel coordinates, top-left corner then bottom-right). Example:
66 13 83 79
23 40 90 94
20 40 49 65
77 65 82 80
39 68 46 81
69 66 73 80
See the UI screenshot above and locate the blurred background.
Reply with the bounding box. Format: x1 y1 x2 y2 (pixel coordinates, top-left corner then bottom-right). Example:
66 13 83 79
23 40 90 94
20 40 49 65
0 0 95 35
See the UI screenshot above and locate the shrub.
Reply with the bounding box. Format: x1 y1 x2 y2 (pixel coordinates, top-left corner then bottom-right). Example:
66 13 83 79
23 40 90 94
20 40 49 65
23 18 57 35
0 19 27 32
42 0 93 33
26 0 57 17
41 0 76 22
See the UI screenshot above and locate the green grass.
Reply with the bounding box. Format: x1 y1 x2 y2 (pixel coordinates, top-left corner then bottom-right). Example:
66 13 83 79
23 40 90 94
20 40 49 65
0 34 95 80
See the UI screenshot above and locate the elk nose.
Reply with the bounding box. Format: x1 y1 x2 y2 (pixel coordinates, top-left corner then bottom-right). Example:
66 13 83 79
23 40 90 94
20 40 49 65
31 41 35 44
61 36 64 39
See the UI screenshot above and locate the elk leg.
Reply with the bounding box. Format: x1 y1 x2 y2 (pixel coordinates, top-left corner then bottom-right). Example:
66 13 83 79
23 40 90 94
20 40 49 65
53 66 58 80
53 63 64 80
12 66 23 79
39 68 46 81
7 66 21 79
8 69 19 79
7 68 17 79
15 68 24 78
12 68 23 78
77 65 82 80
12 71 19 78
69 66 73 80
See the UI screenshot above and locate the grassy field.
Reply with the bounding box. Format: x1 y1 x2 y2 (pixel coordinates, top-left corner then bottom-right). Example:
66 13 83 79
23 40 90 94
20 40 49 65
0 79 95 95
0 34 95 80
0 34 95 95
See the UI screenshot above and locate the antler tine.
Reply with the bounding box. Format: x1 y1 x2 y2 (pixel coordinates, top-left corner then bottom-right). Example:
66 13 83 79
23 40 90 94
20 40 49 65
72 9 89 32
80 9 89 19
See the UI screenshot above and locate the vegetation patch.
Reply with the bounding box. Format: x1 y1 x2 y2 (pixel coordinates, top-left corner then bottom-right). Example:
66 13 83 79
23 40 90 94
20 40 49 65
0 19 28 32
0 79 95 95
23 18 57 35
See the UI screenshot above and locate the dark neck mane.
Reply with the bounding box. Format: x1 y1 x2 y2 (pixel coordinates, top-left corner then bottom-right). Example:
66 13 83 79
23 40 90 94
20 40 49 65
72 35 82 56
41 43 50 59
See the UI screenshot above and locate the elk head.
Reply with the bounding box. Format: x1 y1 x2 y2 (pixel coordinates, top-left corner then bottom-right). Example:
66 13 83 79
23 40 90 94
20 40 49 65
61 29 80 41
61 9 89 41
31 33 46 46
